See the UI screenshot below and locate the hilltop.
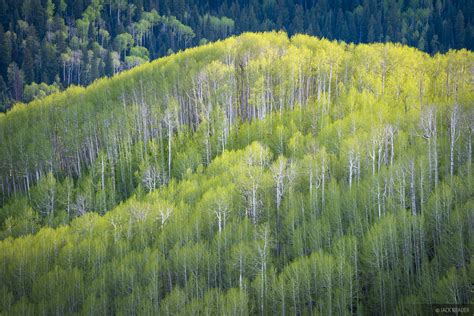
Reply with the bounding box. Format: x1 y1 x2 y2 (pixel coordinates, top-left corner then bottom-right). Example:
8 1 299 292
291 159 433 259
1 0 471 110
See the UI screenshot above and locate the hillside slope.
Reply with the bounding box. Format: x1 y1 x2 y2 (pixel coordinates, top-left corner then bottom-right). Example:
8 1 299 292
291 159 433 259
0 32 473 314
1 32 471 203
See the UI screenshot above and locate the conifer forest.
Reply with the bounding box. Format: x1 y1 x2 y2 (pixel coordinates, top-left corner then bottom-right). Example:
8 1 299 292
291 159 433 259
0 1 473 315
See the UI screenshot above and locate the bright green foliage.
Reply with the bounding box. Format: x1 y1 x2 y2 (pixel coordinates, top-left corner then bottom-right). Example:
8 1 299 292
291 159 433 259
0 32 472 314
23 82 60 103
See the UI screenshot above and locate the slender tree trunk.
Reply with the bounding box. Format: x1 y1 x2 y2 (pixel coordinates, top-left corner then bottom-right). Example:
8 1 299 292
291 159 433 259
410 160 416 215
168 124 172 180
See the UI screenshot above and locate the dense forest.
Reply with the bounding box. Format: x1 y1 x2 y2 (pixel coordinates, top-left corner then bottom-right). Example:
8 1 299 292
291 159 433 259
0 0 472 110
0 32 472 314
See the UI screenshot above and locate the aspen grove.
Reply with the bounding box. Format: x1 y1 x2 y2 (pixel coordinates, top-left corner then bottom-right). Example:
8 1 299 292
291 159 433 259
0 32 473 314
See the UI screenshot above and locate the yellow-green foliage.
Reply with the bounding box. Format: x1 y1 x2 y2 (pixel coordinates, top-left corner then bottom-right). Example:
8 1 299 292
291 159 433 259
0 32 472 314
1 32 472 197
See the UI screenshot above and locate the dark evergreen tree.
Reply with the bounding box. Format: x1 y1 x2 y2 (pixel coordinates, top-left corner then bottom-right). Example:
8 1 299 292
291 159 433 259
455 10 466 49
292 4 305 34
40 40 57 84
22 44 35 83
0 75 8 110
7 62 23 100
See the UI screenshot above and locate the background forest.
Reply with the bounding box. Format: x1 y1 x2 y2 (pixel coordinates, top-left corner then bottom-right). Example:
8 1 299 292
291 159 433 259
0 31 472 314
0 0 472 111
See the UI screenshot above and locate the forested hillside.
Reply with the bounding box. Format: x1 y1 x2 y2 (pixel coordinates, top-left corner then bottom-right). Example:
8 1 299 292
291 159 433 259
0 0 472 110
0 32 472 314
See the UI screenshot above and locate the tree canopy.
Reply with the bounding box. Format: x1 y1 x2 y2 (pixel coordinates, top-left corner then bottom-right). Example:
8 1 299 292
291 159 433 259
0 32 472 314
